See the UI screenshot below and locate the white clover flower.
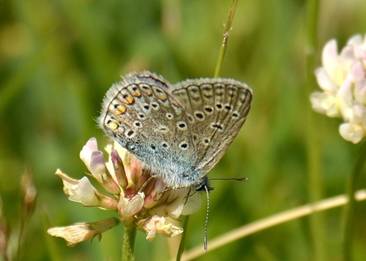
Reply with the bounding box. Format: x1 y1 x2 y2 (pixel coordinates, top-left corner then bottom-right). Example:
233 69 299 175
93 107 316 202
49 138 200 246
311 34 366 143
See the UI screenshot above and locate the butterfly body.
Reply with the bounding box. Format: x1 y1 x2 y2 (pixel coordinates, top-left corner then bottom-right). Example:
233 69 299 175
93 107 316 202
99 71 252 188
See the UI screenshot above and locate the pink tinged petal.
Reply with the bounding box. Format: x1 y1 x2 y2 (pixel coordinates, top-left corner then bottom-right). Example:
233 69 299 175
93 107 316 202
340 45 356 61
314 68 337 92
337 75 354 120
55 169 99 206
89 151 107 181
81 140 120 195
354 80 366 104
137 216 183 240
339 122 364 144
111 149 128 188
55 169 117 209
47 218 119 246
322 39 339 78
118 192 145 219
310 92 340 117
113 141 144 188
143 179 166 208
80 137 99 169
350 61 365 82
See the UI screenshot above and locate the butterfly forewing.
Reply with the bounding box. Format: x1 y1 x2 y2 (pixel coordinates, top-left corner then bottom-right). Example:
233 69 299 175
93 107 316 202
99 72 199 188
171 78 252 174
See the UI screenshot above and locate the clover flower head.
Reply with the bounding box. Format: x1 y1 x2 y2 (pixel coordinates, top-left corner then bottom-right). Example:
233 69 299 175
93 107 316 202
310 34 366 143
48 138 200 245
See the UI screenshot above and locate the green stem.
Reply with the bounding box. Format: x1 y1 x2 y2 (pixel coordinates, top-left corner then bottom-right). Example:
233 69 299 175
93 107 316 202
343 142 366 261
213 0 239 78
176 216 189 261
121 224 136 261
305 0 324 260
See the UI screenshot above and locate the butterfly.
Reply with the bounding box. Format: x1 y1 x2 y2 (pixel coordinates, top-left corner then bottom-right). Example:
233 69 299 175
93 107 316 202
99 71 252 189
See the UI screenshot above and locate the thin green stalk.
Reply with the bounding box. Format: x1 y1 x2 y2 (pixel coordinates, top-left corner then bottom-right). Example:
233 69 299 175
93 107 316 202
181 189 366 261
176 216 189 261
343 142 366 261
213 0 239 78
121 224 136 261
305 0 325 260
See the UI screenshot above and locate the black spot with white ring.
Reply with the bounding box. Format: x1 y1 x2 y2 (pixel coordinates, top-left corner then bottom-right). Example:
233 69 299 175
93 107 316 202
204 106 214 114
194 111 205 121
232 111 240 119
177 121 188 130
215 103 223 110
179 141 189 150
166 112 174 120
142 103 150 111
138 113 146 120
125 129 135 138
151 102 159 110
133 121 142 128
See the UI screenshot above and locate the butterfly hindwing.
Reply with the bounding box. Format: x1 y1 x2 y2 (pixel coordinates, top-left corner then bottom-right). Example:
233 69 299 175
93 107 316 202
170 78 252 173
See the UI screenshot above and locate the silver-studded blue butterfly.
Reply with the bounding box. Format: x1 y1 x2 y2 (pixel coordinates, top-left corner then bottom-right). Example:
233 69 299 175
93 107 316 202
99 71 252 189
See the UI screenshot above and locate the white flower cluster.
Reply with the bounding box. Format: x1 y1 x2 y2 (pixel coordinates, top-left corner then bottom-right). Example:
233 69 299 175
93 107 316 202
310 35 366 143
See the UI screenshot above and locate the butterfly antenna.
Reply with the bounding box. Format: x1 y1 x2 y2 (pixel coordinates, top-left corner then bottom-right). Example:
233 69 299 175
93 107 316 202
203 184 210 251
209 176 248 182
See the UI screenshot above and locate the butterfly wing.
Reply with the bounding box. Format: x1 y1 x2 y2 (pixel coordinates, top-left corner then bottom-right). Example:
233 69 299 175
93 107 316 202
99 72 200 188
170 78 252 174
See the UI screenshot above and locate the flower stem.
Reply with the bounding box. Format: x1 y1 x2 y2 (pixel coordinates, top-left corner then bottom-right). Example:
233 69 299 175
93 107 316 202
121 223 136 261
181 189 366 261
176 216 189 261
305 0 325 260
343 142 366 261
213 0 239 78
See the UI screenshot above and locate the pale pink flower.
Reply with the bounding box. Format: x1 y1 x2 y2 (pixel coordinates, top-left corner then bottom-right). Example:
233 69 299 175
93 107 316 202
48 138 200 245
311 34 366 143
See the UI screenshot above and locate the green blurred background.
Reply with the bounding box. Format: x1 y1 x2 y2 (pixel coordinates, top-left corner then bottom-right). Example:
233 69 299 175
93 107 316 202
1 0 366 260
